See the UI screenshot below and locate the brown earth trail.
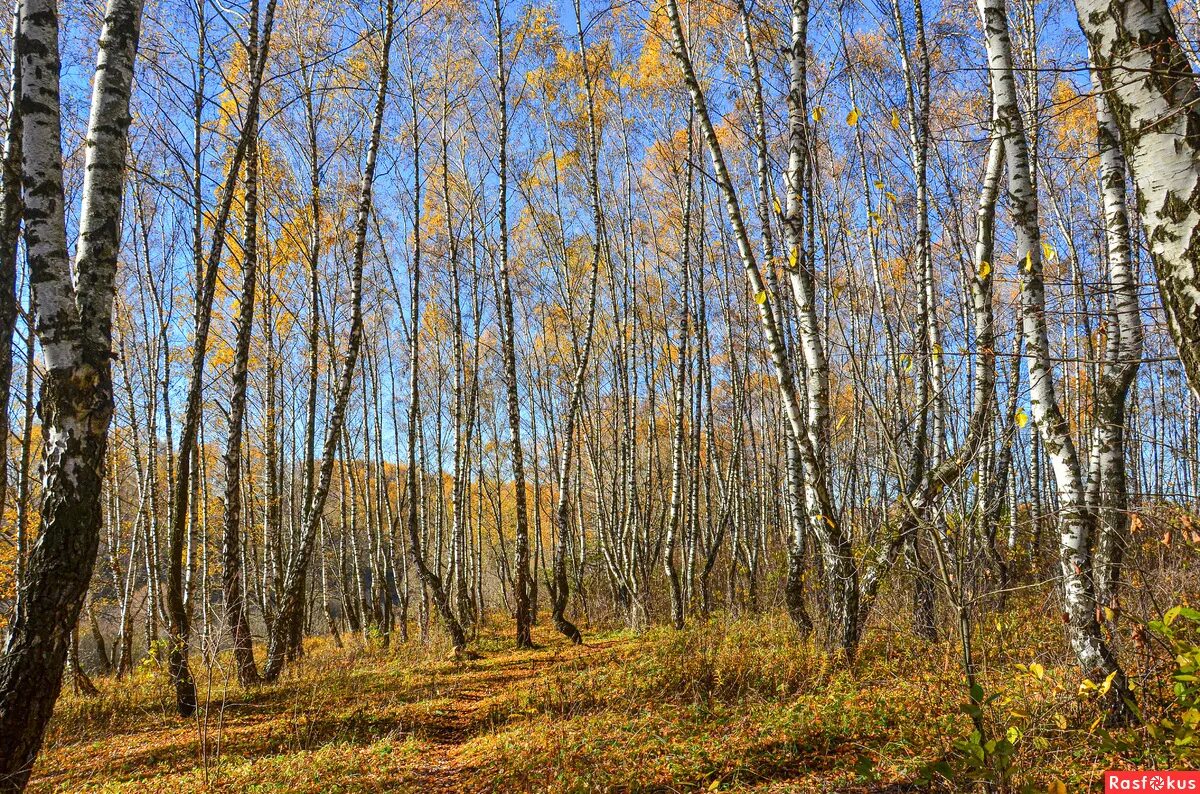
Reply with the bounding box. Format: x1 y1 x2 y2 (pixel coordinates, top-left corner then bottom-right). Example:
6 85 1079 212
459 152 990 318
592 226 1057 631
27 626 629 793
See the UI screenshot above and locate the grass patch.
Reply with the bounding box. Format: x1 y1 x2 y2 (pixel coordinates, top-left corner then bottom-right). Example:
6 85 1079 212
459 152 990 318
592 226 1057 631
27 601 1195 792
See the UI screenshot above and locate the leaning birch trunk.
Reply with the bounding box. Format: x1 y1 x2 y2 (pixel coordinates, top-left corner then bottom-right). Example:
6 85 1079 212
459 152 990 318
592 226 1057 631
547 0 603 644
261 0 394 681
1088 66 1142 613
1067 0 1200 398
404 38 467 654
980 0 1132 722
220 0 263 688
494 0 534 649
781 0 860 653
663 0 858 653
0 0 144 786
736 0 811 634
165 0 277 716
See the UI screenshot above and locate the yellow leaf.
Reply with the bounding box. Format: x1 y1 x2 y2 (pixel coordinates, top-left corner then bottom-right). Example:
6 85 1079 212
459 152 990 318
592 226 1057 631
890 110 901 130
754 289 768 305
1024 250 1033 272
1016 407 1029 428
900 354 913 372
1030 661 1044 679
873 179 884 190
812 106 824 123
836 415 847 430
773 198 781 215
978 260 991 279
788 247 798 268
846 107 860 126
1054 713 1068 730
885 191 898 203
1041 241 1057 261
1098 669 1118 696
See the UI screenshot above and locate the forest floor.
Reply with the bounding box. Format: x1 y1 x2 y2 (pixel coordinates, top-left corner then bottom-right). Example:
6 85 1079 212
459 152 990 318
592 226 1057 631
26 600 1175 793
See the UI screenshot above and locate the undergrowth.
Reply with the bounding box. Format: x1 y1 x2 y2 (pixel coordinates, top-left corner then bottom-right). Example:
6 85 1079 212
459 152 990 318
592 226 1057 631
27 599 1199 793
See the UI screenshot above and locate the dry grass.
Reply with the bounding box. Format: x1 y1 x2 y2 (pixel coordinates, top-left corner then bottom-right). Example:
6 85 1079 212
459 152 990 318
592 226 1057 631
26 599 1196 793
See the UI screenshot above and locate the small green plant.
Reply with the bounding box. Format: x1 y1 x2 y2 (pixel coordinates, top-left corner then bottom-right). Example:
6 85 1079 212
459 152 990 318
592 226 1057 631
921 662 1088 793
921 680 1021 791
1146 605 1200 752
142 637 170 669
1095 605 1200 768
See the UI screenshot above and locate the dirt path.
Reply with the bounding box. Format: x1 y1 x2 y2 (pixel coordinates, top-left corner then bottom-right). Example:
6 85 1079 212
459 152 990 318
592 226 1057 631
404 638 625 793
29 632 631 793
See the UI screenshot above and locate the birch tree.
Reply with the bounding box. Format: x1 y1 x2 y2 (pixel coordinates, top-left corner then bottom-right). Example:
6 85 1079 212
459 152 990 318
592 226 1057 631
262 0 394 681
0 0 145 785
1067 0 1200 398
220 0 264 688
546 0 603 644
1088 67 1142 614
980 0 1132 721
493 0 534 649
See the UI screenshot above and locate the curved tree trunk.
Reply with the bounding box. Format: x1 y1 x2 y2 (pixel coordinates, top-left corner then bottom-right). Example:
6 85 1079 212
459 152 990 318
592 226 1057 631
981 0 1132 723
545 0 604 646
493 0 535 649
403 33 467 655
262 0 394 681
165 0 277 716
220 0 263 688
1088 63 1142 615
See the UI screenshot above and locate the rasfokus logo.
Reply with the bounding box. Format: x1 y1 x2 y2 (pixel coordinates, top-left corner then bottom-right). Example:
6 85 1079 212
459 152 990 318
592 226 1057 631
1106 772 1200 791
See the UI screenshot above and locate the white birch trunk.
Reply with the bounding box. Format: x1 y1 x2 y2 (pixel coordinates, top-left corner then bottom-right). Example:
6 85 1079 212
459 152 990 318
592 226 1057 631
980 0 1131 719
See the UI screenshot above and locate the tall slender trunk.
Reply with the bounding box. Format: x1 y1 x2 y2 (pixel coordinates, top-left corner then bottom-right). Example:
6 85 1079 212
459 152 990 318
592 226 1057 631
980 0 1131 722
891 0 939 642
494 0 533 649
403 37 467 653
547 0 603 644
262 0 394 680
166 0 276 716
663 112 692 632
1088 63 1141 613
220 0 261 688
780 0 860 653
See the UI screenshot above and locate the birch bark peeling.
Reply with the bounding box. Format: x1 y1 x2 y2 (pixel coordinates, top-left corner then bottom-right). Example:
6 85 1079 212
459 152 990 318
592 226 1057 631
1070 0 1200 397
